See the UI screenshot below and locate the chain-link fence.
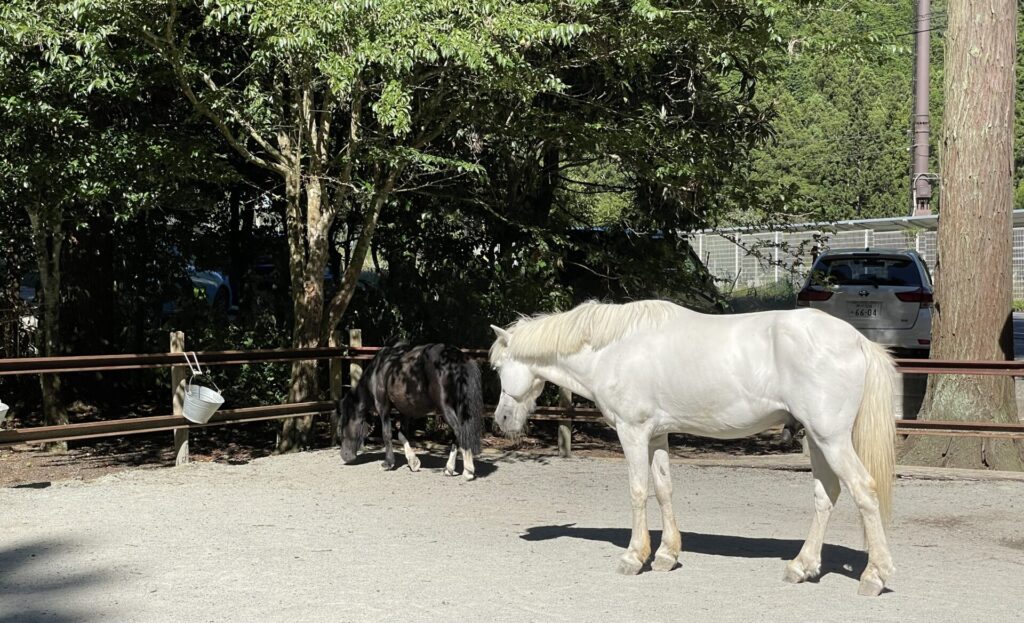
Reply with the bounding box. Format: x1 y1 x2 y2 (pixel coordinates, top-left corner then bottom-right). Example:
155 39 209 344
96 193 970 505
692 221 1002 295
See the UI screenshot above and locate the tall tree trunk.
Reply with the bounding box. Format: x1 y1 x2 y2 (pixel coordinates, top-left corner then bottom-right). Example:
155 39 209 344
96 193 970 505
28 204 68 454
900 0 1023 470
278 171 328 453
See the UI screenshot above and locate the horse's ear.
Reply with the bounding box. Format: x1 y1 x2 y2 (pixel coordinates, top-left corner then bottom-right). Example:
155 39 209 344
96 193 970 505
490 324 511 343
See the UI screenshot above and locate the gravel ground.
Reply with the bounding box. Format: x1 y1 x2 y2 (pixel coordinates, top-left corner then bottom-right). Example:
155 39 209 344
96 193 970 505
2 449 1022 623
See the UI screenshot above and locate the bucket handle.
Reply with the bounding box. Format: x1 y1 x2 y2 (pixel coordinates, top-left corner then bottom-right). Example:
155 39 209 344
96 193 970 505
183 352 221 394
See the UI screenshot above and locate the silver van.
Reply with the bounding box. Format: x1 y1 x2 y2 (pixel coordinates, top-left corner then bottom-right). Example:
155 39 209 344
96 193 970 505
797 249 933 356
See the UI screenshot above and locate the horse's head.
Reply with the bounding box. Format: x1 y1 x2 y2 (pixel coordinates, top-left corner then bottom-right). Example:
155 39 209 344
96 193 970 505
490 325 545 436
338 393 370 464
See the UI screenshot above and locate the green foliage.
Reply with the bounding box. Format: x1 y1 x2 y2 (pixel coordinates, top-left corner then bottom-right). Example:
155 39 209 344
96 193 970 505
723 280 798 313
747 0 924 221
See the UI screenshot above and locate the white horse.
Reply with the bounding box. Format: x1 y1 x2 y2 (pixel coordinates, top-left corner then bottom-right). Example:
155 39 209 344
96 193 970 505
489 300 896 596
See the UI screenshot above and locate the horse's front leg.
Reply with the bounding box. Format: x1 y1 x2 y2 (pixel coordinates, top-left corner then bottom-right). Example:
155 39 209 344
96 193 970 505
377 401 396 471
649 434 681 572
616 427 652 575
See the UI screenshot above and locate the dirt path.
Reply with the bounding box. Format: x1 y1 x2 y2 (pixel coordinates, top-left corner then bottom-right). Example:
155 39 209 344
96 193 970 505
2 449 1021 622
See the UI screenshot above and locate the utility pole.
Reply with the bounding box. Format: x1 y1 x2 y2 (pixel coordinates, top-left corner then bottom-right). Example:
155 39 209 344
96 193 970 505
911 0 934 216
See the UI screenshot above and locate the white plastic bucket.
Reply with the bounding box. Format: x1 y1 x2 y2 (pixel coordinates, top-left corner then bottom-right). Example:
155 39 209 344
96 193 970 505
180 352 225 424
183 379 224 424
0 401 9 426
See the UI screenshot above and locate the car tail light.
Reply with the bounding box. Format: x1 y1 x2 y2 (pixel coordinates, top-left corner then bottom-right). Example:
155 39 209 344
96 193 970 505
895 289 933 308
918 339 931 345
796 288 833 306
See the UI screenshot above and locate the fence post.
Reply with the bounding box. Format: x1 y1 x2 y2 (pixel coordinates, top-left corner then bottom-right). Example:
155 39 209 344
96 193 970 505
170 331 189 465
329 330 344 445
348 329 363 451
557 387 572 458
348 329 363 386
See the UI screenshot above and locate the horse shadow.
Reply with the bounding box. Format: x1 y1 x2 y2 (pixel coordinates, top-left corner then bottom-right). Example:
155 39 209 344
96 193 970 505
520 524 868 582
339 448 499 478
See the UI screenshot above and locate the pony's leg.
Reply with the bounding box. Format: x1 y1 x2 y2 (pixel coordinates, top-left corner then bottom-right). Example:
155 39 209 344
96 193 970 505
817 437 895 596
784 438 840 584
444 443 459 477
376 400 396 471
649 434 681 572
616 427 652 575
397 432 420 472
461 447 476 481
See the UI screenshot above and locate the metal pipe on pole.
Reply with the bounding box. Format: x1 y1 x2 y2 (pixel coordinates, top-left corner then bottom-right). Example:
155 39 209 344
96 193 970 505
911 0 933 216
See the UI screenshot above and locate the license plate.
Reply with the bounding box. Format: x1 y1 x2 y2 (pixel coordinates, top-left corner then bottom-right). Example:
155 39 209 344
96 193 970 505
848 302 880 318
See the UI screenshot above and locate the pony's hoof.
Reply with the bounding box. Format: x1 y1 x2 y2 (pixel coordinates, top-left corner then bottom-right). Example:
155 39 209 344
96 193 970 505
443 468 457 477
782 560 818 584
782 565 805 584
857 567 886 596
651 552 678 572
616 557 643 576
380 461 396 471
463 470 475 481
407 457 421 472
857 576 885 597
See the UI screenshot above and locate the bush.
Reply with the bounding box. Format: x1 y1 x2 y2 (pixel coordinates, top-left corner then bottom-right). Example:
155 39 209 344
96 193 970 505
723 281 799 314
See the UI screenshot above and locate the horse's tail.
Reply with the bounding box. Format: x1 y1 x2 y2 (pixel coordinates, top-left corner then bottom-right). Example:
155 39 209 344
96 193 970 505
448 352 483 455
852 338 897 525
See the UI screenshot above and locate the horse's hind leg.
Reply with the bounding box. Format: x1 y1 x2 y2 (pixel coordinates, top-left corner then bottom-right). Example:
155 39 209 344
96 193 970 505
461 447 476 481
396 432 420 471
784 438 840 584
444 442 459 477
649 434 680 572
817 437 894 596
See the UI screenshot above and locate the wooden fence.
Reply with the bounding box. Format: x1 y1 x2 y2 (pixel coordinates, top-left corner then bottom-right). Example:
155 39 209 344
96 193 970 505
2 330 1024 463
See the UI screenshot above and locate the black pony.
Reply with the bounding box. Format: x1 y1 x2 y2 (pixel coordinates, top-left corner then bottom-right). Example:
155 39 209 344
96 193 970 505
338 343 484 480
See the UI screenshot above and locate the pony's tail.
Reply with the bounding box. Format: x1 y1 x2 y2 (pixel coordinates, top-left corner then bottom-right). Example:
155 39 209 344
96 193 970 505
453 357 483 455
852 338 898 525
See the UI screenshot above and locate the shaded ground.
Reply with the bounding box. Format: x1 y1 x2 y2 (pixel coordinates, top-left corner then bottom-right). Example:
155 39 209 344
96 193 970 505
1 450 1020 623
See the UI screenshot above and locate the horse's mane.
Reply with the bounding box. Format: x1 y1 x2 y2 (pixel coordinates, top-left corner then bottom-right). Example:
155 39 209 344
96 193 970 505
490 300 688 364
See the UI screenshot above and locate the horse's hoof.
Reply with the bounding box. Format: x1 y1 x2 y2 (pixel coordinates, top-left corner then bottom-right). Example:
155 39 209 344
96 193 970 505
443 468 457 477
651 552 678 572
616 557 643 576
463 470 476 481
408 457 421 472
857 568 886 597
782 565 805 584
380 461 396 471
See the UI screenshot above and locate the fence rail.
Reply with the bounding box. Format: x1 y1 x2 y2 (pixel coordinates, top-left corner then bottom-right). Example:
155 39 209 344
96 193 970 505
3 343 1024 452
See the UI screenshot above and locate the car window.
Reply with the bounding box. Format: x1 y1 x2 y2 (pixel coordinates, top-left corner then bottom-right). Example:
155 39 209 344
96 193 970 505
811 257 922 287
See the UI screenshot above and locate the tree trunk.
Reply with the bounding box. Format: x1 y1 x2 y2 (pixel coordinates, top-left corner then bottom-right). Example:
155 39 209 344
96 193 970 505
277 171 328 453
900 0 1023 470
28 204 68 454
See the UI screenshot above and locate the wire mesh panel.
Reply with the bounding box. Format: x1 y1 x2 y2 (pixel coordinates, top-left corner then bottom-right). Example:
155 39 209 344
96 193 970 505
737 233 777 289
829 230 870 250
701 234 741 286
916 232 937 265
695 221 1024 297
871 230 914 251
1014 228 1024 300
